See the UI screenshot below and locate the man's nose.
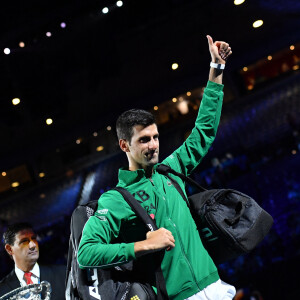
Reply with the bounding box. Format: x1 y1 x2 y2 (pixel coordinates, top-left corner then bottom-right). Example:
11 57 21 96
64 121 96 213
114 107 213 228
29 240 36 249
148 138 158 149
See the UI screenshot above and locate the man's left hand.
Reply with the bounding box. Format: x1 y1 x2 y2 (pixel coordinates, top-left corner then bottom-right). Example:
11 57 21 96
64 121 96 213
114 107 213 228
207 35 232 64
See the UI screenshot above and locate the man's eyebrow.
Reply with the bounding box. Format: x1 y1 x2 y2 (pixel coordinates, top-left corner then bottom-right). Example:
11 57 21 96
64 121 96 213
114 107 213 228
139 136 150 141
18 235 37 243
19 238 29 244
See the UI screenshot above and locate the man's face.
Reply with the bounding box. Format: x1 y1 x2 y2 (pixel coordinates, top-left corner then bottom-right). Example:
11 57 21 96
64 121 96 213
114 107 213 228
6 229 39 269
126 123 159 170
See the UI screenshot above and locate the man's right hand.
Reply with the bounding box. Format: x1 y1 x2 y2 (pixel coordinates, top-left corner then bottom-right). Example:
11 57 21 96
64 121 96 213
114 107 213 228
134 228 175 257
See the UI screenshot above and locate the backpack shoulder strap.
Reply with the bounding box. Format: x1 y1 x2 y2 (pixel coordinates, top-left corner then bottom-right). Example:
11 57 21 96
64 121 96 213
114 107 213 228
114 186 158 232
156 164 207 191
113 186 169 300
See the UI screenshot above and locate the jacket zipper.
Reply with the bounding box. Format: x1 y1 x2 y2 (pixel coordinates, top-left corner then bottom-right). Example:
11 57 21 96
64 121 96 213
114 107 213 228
150 177 201 291
162 195 201 292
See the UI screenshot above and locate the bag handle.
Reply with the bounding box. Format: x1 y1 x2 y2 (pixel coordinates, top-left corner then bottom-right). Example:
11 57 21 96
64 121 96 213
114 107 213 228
224 201 246 226
114 187 169 300
156 164 207 192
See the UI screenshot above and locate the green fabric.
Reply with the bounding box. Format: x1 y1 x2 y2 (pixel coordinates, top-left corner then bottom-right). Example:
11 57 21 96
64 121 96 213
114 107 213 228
78 80 224 300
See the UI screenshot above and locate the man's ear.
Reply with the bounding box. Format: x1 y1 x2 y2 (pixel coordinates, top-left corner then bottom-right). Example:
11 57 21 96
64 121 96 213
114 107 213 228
119 139 130 153
5 244 13 256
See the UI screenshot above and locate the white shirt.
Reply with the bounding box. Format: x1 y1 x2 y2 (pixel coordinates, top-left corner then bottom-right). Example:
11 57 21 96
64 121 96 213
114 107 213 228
185 279 236 300
15 262 40 286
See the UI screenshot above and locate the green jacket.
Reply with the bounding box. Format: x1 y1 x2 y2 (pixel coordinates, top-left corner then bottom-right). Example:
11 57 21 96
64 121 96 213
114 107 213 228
78 81 224 300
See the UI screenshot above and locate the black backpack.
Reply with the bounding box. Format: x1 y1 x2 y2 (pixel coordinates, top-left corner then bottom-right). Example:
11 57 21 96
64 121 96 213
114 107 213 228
65 187 169 300
156 164 274 264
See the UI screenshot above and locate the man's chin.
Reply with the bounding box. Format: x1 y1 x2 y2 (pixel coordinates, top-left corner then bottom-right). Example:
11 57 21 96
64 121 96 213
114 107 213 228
28 252 39 261
148 157 159 166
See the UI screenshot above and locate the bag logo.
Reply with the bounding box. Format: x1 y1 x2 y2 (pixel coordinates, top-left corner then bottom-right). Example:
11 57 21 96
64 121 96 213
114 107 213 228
88 269 101 299
147 224 154 232
131 296 140 300
97 209 108 214
201 227 218 242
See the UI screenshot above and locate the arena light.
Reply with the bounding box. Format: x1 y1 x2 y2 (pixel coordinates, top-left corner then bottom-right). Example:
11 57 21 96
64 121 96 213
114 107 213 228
172 97 177 103
177 100 189 115
243 67 248 72
234 0 245 5
46 118 53 125
253 20 263 28
12 98 20 105
290 45 295 50
60 22 66 28
172 63 179 70
186 91 191 96
93 132 98 137
76 139 82 144
39 172 45 178
116 1 123 7
267 55 272 61
2 172 6 176
107 126 112 131
4 48 10 55
11 182 19 188
102 7 109 14
154 106 158 111
19 42 25 48
46 32 52 37
96 146 104 152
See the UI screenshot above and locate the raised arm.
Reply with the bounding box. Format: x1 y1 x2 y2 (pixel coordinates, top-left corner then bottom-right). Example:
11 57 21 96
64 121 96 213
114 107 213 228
162 35 232 177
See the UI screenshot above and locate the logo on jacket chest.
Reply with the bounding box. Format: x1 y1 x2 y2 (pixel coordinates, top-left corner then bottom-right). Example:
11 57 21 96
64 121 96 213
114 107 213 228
132 190 156 215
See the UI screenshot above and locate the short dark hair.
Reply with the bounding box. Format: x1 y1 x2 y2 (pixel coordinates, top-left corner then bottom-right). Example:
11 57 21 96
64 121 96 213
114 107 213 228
116 109 156 143
3 222 33 245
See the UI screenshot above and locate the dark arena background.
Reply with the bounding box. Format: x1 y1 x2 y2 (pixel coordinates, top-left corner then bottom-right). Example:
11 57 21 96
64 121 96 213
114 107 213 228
0 0 300 299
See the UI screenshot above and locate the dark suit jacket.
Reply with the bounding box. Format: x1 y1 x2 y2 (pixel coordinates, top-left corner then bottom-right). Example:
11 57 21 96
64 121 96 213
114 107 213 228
0 265 66 300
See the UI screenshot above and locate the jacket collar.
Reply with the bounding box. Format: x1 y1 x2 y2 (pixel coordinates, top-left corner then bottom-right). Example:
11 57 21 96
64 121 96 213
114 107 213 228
118 165 159 186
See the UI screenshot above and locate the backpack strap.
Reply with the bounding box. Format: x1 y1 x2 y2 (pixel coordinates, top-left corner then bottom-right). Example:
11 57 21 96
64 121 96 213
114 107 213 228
156 164 207 192
114 186 169 300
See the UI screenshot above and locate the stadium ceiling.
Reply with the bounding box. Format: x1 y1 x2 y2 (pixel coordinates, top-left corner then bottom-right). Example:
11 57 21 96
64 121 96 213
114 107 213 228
0 0 299 169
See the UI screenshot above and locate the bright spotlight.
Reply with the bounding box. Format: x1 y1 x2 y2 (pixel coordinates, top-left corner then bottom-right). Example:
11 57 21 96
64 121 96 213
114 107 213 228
102 7 109 14
116 1 123 7
4 48 10 55
12 98 20 105
46 32 52 37
172 63 179 70
253 20 263 28
46 118 53 125
60 22 66 28
234 0 245 5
